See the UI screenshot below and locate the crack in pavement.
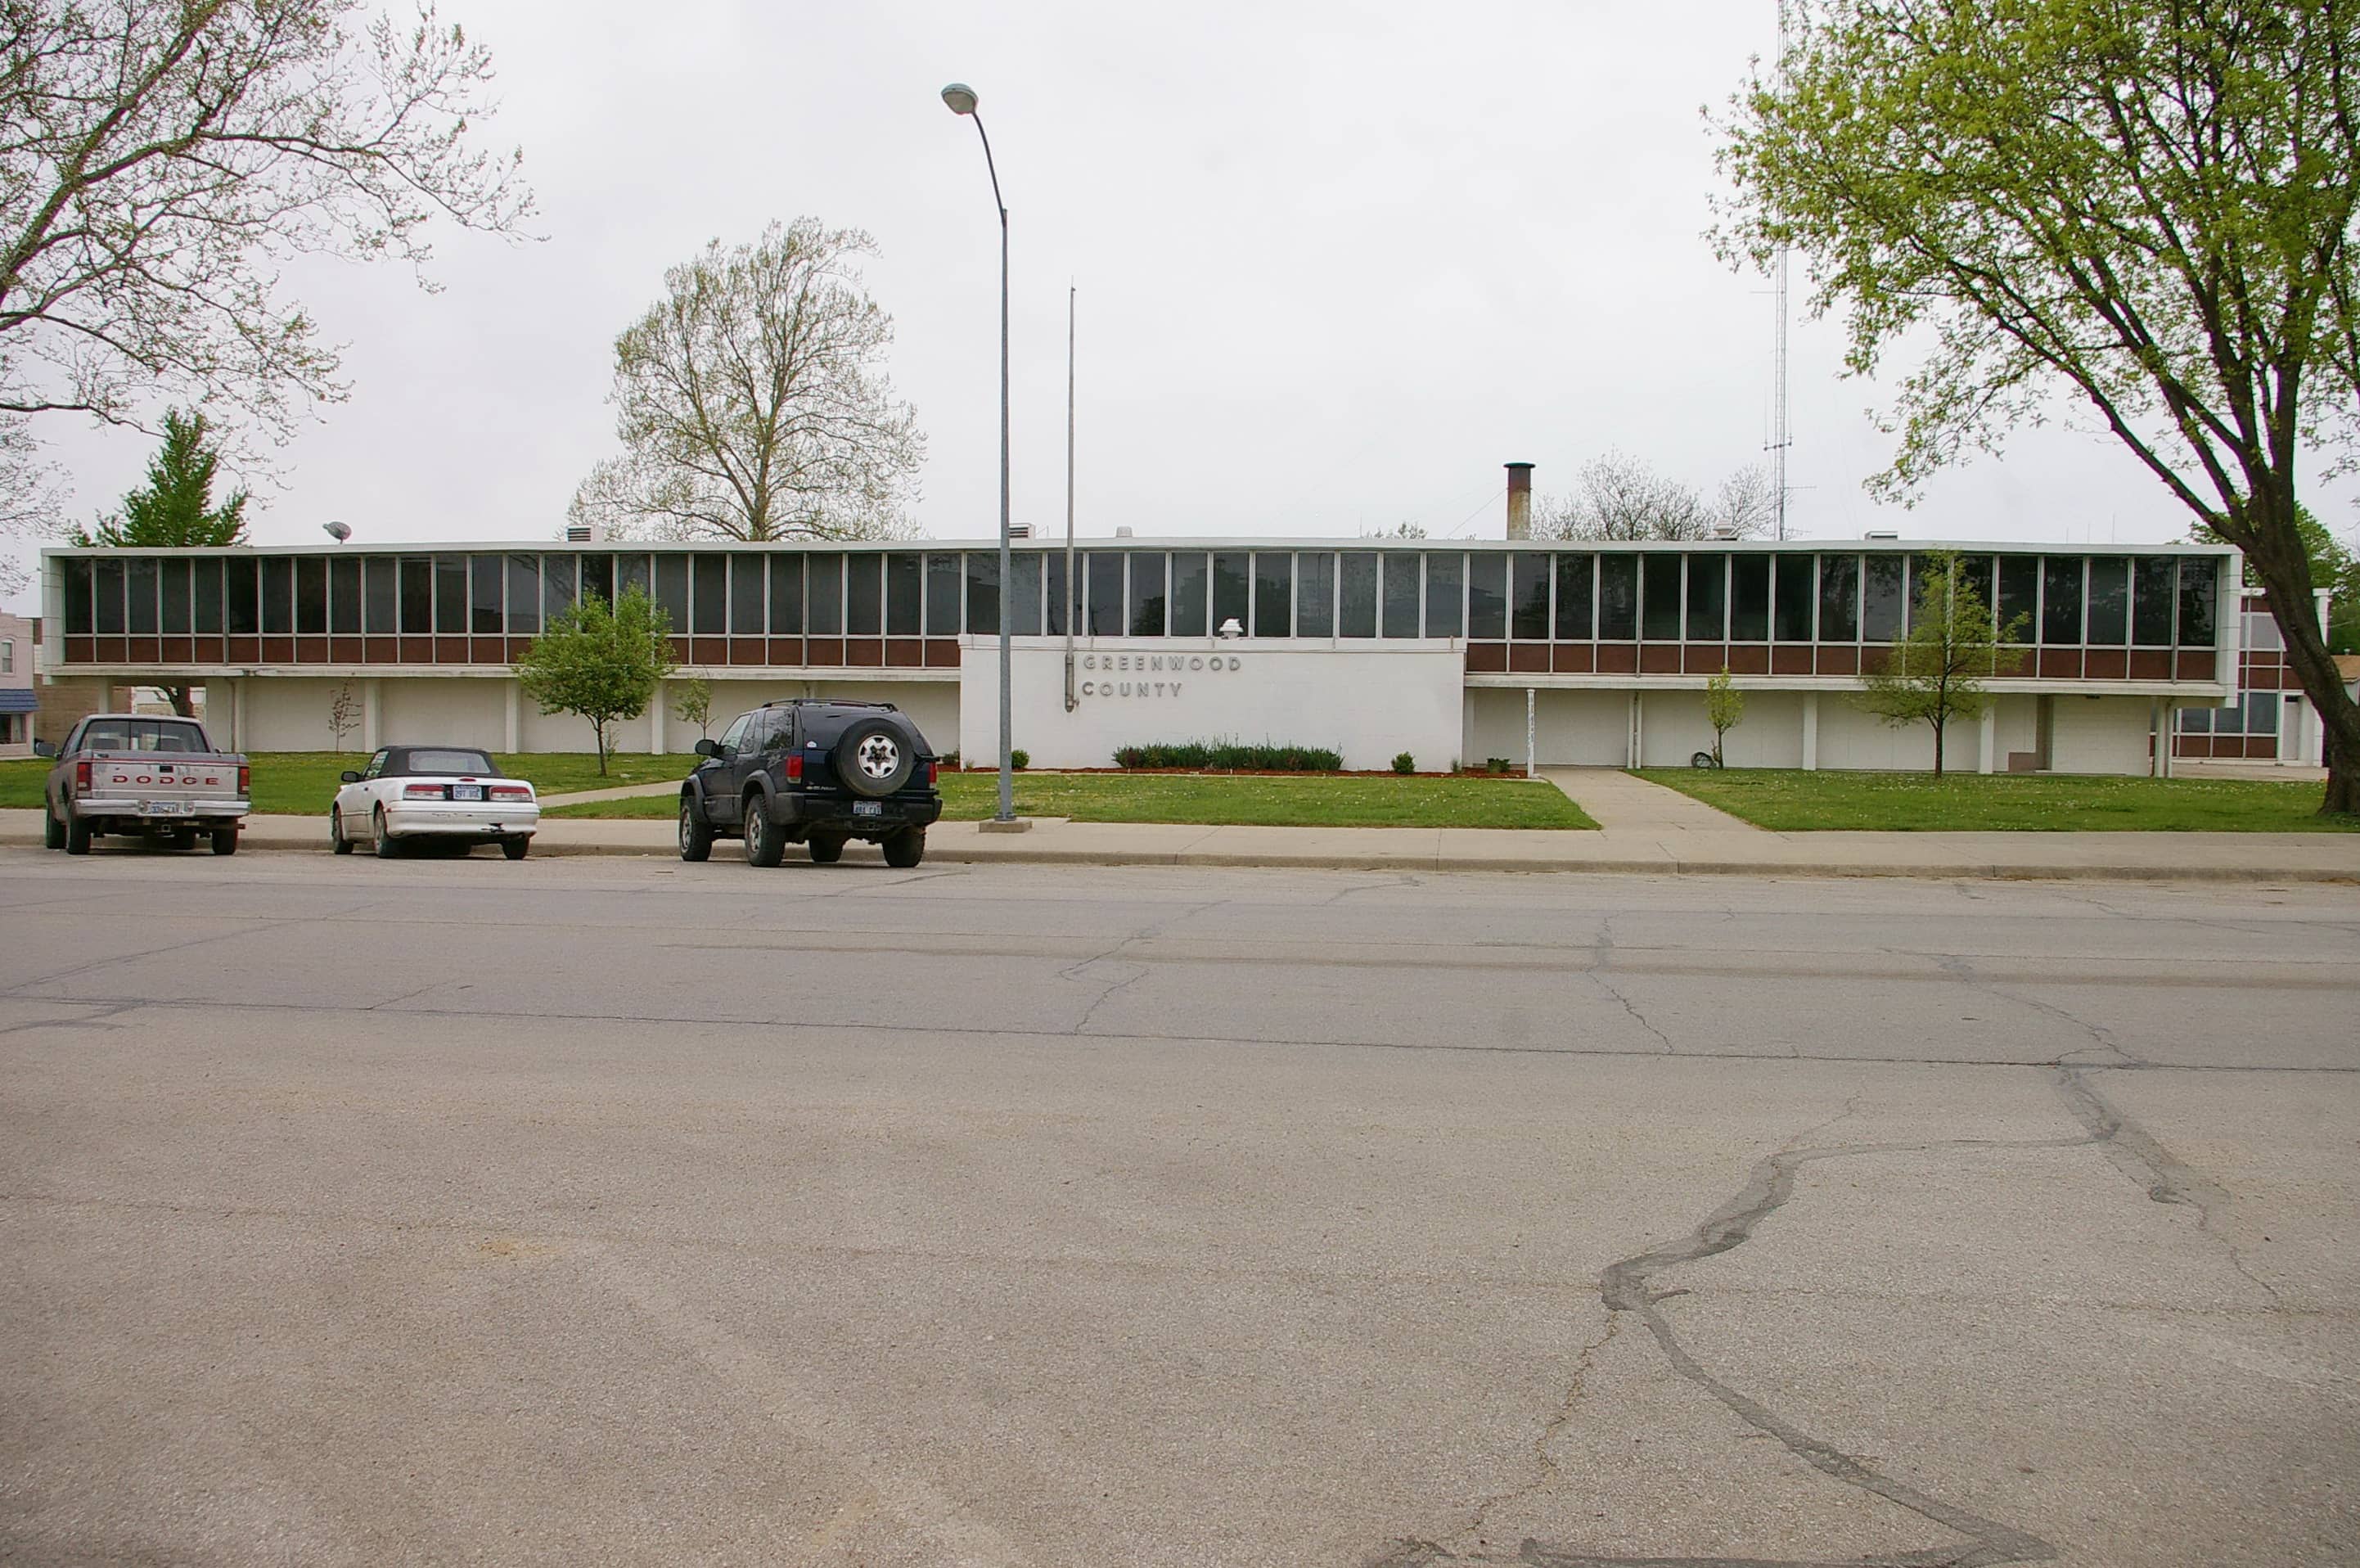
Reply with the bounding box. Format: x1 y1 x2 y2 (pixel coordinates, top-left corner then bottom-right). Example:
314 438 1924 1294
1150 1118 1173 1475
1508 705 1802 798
1588 915 1675 1054
1925 953 2146 1070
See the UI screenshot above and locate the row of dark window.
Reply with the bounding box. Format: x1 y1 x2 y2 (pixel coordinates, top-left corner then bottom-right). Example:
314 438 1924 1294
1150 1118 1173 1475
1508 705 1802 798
57 548 2223 649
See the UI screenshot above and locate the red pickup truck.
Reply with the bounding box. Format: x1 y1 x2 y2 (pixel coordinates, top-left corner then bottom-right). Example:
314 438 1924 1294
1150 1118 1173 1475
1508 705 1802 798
35 713 251 855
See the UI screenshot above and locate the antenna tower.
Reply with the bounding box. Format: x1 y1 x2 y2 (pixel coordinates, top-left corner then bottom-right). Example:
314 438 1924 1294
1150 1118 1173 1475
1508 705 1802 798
1768 0 1794 540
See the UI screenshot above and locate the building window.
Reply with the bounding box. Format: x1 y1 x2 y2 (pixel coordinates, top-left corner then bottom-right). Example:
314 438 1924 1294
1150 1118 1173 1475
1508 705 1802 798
1687 554 1727 642
1086 550 1124 636
2132 557 2174 646
962 552 998 636
1555 553 1594 639
295 556 328 635
1641 555 1682 641
364 559 396 634
227 559 261 636
434 556 468 633
1214 552 1251 634
95 559 125 634
1 638 11 673
508 555 542 635
2178 558 2218 646
1129 552 1169 636
728 555 763 636
2040 556 2084 644
1511 552 1550 641
926 553 962 635
1730 555 1770 642
1818 554 1860 641
127 557 160 634
1380 553 1419 638
1772 554 1813 642
471 555 505 635
885 552 921 636
693 554 728 634
259 556 293 635
769 555 803 633
808 555 844 634
330 557 361 634
1295 552 1334 638
1253 552 1293 637
1339 552 1377 638
193 559 223 634
581 554 615 606
1997 556 2039 638
1862 555 1904 642
1434 552 1474 638
1172 552 1209 637
1598 555 1639 640
1043 553 1069 637
655 554 692 633
2085 556 2128 644
1463 555 1501 642
1011 550 1043 635
64 557 94 636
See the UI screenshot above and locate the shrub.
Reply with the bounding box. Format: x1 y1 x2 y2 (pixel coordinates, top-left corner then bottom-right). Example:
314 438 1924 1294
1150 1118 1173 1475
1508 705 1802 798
1009 748 1029 770
1111 741 1343 772
1392 752 1416 774
1485 756 1511 774
939 750 960 770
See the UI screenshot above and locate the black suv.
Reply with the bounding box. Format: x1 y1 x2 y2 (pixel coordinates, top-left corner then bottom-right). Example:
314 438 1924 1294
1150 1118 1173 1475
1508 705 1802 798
679 699 943 867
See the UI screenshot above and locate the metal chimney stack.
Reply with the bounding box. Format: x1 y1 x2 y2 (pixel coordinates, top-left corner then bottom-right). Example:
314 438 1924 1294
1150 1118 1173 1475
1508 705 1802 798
1505 462 1534 539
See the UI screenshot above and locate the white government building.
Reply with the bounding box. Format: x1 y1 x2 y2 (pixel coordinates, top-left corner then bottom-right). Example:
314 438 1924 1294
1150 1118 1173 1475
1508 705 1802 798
34 512 2304 776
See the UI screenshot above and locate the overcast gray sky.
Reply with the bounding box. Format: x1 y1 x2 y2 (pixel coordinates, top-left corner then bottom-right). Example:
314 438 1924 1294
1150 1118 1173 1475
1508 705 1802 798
9 0 2274 611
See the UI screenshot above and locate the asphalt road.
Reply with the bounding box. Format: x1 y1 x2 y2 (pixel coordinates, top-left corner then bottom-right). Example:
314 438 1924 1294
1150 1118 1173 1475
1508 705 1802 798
2 847 2354 1568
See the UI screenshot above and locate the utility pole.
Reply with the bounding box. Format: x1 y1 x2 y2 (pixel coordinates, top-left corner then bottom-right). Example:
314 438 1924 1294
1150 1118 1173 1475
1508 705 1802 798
1064 284 1078 712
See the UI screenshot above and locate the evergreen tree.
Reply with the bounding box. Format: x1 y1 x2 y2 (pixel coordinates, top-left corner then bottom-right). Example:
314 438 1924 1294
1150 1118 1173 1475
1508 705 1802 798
76 410 250 548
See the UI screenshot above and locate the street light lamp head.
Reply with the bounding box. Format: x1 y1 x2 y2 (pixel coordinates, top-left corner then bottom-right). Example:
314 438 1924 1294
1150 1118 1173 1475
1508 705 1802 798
322 520 351 543
940 83 978 115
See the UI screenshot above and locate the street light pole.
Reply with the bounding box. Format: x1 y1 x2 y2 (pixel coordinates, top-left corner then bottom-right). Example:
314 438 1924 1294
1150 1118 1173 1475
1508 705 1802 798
942 83 1016 823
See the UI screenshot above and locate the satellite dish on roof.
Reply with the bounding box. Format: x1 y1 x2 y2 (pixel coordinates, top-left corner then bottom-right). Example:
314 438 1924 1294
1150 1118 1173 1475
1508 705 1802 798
322 520 351 542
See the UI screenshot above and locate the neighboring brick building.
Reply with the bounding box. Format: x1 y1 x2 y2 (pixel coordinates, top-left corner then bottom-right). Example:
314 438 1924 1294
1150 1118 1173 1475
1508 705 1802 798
0 611 35 757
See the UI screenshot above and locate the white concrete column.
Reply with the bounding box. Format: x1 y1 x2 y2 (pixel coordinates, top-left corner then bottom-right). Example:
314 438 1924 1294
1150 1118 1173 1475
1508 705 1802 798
1801 692 1820 771
227 678 245 751
1525 688 1536 778
649 679 667 755
1627 692 1643 768
2148 697 2162 778
1979 703 1998 775
362 678 381 752
502 680 521 754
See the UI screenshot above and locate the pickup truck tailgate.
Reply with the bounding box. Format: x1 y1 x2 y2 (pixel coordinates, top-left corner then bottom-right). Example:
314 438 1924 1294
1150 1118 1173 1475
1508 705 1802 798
81 752 245 815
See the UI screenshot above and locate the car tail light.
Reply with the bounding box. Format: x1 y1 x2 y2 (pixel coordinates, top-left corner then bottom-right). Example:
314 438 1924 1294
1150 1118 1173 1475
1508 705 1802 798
784 753 803 782
489 784 532 801
237 765 250 794
74 759 90 793
927 760 939 786
403 783 444 800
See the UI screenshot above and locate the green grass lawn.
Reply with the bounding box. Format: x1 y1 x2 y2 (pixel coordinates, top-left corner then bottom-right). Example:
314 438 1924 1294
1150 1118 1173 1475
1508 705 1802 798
1636 768 2359 832
0 751 699 816
550 770 1600 830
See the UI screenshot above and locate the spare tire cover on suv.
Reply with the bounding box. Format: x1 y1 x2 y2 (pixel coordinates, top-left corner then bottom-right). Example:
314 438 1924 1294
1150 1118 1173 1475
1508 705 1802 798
834 715 916 797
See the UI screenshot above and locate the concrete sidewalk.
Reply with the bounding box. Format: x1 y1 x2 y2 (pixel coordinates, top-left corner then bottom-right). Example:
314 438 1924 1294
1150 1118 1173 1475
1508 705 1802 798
5 807 2354 882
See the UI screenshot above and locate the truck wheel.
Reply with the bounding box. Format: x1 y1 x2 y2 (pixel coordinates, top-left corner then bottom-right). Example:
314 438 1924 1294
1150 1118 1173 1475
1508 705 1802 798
808 835 844 864
43 804 65 849
210 827 238 856
742 794 786 867
331 806 354 854
65 813 91 855
373 806 400 859
502 836 529 861
882 829 926 869
678 795 713 862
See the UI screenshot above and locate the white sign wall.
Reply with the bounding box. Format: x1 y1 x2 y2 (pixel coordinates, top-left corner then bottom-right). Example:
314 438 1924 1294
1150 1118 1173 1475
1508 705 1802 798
958 638 1467 772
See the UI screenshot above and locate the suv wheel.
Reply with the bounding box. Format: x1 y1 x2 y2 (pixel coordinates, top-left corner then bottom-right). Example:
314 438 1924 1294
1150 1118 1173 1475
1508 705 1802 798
743 793 786 867
834 716 916 798
808 835 844 864
882 829 925 869
678 795 713 862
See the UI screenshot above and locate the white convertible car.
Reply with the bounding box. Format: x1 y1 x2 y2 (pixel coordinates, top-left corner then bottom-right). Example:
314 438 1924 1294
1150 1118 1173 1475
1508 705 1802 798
331 745 540 859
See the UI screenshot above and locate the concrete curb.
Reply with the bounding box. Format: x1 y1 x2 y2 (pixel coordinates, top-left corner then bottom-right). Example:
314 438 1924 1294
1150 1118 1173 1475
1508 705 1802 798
4 823 2349 883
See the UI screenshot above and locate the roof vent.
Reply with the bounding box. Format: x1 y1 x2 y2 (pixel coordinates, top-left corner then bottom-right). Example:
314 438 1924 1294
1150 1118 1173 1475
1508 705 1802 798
565 520 602 543
1008 523 1031 539
1115 525 1135 538
1864 529 1900 540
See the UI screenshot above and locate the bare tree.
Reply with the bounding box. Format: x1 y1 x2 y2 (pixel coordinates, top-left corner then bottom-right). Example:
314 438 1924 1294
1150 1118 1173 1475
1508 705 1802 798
1535 451 1774 543
0 1 534 574
570 220 924 543
327 681 361 752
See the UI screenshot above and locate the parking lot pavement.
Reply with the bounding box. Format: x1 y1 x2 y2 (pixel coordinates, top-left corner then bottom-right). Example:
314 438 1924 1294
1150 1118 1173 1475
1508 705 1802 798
2 850 2354 1566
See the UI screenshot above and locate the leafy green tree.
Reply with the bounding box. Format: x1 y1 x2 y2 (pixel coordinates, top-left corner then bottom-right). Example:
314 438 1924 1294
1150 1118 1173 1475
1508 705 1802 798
1705 667 1746 767
75 411 250 549
74 410 250 715
673 674 715 739
1718 0 2360 814
513 588 677 774
2199 508 2360 656
1855 553 2027 777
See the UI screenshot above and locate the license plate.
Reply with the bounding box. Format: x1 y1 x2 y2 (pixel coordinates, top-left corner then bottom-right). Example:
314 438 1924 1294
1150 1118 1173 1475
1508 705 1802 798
142 800 191 817
452 784 484 801
853 800 883 817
